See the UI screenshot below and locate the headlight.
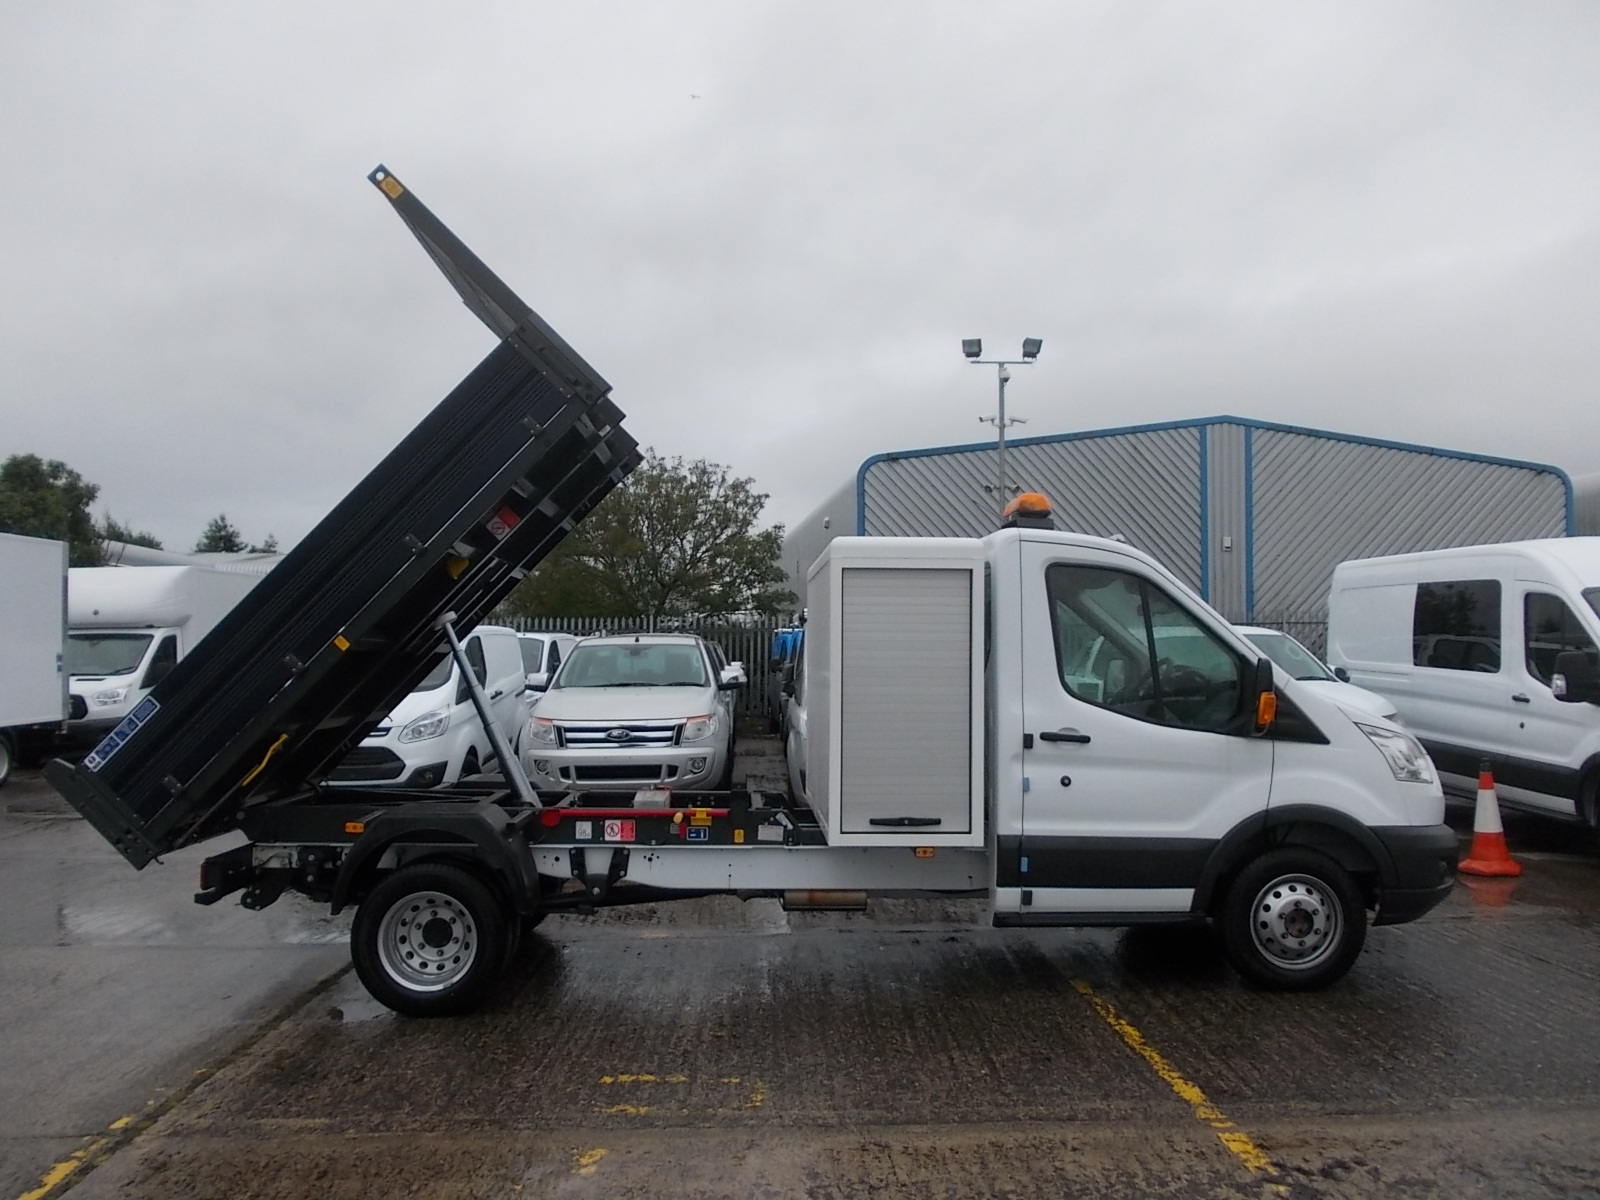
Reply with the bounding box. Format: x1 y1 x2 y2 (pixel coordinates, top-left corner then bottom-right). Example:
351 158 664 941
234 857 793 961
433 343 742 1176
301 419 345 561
681 713 717 743
399 709 450 743
526 717 559 746
91 687 129 706
1355 722 1436 785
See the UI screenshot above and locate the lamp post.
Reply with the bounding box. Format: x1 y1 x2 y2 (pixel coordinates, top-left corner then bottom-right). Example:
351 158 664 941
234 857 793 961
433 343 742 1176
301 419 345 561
964 337 1042 519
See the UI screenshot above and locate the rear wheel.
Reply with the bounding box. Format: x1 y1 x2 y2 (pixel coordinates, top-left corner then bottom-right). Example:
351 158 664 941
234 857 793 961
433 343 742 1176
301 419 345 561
0 732 13 788
1219 848 1366 991
351 863 509 1016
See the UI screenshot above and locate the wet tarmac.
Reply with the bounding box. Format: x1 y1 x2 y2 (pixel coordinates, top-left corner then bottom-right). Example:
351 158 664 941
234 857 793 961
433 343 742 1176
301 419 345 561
13 749 1600 1199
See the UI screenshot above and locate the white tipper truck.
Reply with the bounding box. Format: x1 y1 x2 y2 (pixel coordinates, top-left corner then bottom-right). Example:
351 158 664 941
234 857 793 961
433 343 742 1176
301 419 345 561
0 532 68 786
45 165 1459 1017
66 566 263 754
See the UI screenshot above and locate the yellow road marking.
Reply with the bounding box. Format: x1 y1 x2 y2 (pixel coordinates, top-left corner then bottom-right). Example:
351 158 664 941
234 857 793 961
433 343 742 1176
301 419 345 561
572 1148 607 1175
1070 979 1283 1185
17 1109 137 1200
599 1073 688 1085
597 1104 651 1116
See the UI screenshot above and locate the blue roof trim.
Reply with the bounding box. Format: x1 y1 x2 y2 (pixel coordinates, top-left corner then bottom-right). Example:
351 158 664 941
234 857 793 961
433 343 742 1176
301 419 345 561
855 415 1576 536
1243 426 1256 619
1197 425 1210 601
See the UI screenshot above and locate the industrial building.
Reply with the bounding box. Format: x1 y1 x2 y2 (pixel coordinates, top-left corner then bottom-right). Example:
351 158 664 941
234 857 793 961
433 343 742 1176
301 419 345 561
782 416 1573 642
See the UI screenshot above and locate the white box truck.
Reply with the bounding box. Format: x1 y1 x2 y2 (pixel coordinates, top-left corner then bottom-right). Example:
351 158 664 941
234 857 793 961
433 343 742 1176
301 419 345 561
66 566 263 751
0 532 68 786
1326 537 1600 830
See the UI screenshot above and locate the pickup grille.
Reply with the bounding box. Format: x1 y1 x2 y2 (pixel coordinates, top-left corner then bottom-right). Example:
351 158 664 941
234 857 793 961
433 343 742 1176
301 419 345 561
572 764 676 783
558 722 679 749
328 747 407 781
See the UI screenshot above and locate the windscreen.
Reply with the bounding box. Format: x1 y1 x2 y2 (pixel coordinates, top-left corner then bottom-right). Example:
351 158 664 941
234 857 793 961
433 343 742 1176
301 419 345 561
518 637 545 674
410 653 455 693
1245 631 1332 681
557 643 708 688
67 633 154 677
1586 588 1600 622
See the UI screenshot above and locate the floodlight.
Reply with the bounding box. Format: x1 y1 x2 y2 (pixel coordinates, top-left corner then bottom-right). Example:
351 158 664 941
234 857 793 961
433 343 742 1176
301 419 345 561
962 338 982 359
1021 337 1042 360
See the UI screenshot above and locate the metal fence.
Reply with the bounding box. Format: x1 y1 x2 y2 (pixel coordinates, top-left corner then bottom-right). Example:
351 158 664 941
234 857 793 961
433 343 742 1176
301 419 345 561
494 614 800 722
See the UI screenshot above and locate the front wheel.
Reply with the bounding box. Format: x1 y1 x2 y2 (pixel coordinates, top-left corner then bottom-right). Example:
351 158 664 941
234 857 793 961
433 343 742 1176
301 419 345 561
0 732 13 789
351 863 510 1016
1218 848 1366 991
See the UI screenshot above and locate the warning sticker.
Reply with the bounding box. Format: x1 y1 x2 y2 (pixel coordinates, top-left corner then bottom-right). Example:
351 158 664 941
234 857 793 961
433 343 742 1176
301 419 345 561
486 506 522 540
82 697 161 772
686 826 710 843
603 819 636 843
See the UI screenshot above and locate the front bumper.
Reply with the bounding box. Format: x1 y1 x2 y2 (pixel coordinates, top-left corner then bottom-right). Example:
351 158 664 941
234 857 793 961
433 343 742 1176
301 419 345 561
524 745 721 790
1370 823 1458 926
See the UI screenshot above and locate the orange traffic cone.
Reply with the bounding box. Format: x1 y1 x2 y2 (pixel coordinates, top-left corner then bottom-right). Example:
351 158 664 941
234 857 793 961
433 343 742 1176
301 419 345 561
1458 762 1522 877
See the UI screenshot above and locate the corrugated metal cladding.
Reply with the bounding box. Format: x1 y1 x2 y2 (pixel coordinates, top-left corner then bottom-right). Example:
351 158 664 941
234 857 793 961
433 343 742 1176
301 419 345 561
862 425 1204 588
1250 427 1568 618
782 416 1574 631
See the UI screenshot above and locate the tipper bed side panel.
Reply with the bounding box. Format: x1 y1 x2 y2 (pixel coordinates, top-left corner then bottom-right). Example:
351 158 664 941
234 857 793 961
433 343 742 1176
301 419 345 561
46 168 640 868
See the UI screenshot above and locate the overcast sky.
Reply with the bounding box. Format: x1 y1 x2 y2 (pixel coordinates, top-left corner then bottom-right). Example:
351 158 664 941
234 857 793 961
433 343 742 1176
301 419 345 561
4 2 1598 552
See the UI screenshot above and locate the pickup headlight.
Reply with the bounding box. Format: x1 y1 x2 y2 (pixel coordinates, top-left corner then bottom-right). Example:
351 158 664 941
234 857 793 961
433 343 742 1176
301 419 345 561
1355 722 1436 785
526 717 559 746
399 709 450 743
681 713 718 743
91 687 129 707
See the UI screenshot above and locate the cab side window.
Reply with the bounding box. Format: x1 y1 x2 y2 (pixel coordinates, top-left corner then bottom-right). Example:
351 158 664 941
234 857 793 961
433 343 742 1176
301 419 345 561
1413 579 1500 672
1046 564 1246 732
140 635 178 689
456 636 488 704
547 642 562 673
1524 593 1600 685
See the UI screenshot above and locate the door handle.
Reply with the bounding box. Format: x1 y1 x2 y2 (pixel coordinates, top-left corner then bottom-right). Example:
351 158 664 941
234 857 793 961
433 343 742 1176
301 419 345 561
1511 693 1530 704
1038 728 1092 744
489 689 503 700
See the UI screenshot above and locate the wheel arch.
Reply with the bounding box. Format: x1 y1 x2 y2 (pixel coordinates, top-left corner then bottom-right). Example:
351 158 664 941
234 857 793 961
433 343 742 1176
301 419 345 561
1194 804 1392 915
331 808 538 917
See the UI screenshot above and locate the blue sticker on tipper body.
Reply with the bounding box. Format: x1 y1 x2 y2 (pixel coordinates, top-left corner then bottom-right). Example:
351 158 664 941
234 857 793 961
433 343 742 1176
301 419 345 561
686 826 710 842
82 697 161 772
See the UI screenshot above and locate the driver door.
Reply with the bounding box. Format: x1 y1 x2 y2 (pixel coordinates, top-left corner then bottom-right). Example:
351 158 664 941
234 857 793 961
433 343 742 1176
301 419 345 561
1013 539 1273 915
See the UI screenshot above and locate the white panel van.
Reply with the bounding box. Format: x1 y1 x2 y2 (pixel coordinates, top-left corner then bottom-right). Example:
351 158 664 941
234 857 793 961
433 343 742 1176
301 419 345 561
1326 539 1600 829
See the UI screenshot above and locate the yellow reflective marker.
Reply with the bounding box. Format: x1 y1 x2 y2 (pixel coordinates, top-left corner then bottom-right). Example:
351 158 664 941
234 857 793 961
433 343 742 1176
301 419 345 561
333 634 350 652
1071 979 1283 1185
445 555 470 579
345 821 366 835
378 174 404 199
733 828 745 844
914 846 936 859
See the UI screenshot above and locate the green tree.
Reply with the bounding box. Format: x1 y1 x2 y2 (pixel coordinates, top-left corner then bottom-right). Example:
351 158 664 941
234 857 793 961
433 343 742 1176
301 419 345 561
505 452 794 619
194 513 246 553
100 513 163 550
247 533 279 553
0 454 104 565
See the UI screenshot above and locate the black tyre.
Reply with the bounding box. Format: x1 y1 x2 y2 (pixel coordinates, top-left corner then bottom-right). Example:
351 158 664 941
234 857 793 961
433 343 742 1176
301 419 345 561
1218 848 1366 991
0 732 13 789
459 748 481 782
351 863 509 1017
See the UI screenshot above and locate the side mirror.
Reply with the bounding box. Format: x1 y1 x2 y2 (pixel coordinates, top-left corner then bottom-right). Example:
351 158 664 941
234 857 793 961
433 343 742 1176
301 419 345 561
1332 665 1351 682
1551 650 1600 704
1251 657 1276 734
525 672 548 693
